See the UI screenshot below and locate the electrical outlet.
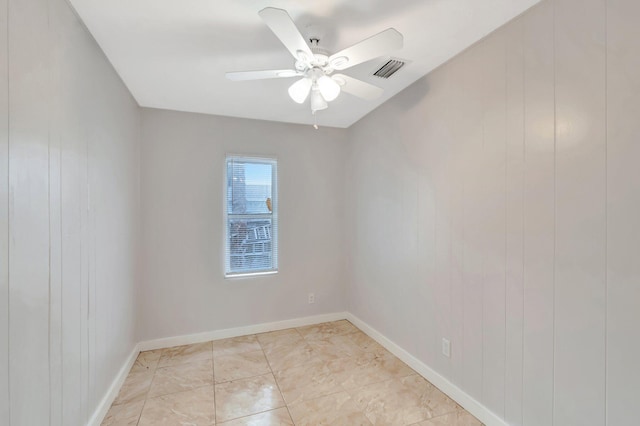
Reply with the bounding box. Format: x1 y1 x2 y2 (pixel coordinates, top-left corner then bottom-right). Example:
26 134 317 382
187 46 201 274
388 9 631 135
308 293 315 304
442 338 451 358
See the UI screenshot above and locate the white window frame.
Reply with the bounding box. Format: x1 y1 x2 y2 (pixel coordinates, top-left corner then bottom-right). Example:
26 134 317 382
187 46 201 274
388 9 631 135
224 155 278 278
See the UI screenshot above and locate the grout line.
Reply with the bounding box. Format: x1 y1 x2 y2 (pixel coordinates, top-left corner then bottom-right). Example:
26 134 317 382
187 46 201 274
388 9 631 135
259 331 296 424
219 405 293 424
211 342 216 425
134 349 163 425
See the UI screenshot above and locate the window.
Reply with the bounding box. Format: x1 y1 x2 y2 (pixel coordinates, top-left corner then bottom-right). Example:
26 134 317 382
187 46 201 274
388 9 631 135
225 156 278 277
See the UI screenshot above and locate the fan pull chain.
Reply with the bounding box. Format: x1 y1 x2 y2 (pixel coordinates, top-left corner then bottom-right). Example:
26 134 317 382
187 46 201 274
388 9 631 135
313 111 319 130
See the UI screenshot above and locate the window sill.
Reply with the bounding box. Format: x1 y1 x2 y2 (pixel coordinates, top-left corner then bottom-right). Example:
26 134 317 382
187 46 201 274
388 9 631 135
224 270 278 279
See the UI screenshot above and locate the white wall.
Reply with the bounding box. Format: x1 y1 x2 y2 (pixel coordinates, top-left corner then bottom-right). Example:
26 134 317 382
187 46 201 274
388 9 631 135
346 0 640 425
0 0 141 424
139 109 347 341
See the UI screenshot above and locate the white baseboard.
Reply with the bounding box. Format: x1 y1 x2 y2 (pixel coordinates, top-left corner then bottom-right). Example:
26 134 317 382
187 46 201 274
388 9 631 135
138 311 347 352
87 343 140 426
345 312 507 426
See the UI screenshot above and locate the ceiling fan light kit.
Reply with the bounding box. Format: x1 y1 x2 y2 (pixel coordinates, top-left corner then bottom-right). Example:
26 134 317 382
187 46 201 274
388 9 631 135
316 75 340 102
225 7 403 121
288 78 312 104
310 89 328 112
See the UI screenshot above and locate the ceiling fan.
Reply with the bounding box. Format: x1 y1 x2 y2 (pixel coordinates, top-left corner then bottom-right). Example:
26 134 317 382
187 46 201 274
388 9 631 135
225 7 403 114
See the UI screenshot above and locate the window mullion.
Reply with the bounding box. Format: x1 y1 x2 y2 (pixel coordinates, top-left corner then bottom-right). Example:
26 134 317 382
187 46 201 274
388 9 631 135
228 213 272 220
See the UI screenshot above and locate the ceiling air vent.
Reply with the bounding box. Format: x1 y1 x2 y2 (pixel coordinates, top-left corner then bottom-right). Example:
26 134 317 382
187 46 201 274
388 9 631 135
372 59 405 79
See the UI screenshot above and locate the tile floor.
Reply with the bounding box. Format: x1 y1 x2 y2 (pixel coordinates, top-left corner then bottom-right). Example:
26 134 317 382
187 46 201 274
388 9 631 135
102 320 483 425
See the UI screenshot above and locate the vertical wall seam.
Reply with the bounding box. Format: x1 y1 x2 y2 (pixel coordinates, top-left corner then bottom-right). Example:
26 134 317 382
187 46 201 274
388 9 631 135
603 0 608 423
551 1 557 424
503 30 508 420
78 133 83 424
47 129 51 426
92 206 96 412
461 140 465 392
448 128 453 377
520 13 526 426
80 128 86 424
5 0 10 421
54 15 63 423
85 135 89 423
479 47 485 404
46 0 52 423
424 162 429 359
58 143 63 426
136 110 142 341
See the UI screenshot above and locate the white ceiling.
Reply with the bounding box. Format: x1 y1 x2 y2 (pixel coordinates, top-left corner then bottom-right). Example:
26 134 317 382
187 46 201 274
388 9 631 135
69 0 540 128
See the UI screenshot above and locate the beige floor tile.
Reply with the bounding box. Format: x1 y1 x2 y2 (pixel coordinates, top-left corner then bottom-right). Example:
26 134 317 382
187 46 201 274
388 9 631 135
148 359 214 398
308 334 367 361
263 340 317 371
288 391 372 426
158 342 212 368
101 400 144 425
138 385 215 425
378 353 416 378
349 375 458 425
213 335 261 356
112 369 154 405
274 359 344 405
342 332 389 356
401 375 461 419
130 349 162 373
215 373 285 422
297 320 359 341
214 350 271 383
413 408 483 426
328 354 389 390
256 328 304 351
218 407 293 425
103 322 472 426
329 351 413 390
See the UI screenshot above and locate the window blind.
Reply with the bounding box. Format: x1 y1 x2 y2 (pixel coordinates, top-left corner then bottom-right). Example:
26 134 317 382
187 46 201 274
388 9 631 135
225 156 278 276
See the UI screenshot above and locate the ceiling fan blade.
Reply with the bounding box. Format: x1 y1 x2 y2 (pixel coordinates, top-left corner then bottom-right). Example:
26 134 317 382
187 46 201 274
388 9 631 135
329 28 403 71
225 69 302 81
332 74 384 101
258 7 314 63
